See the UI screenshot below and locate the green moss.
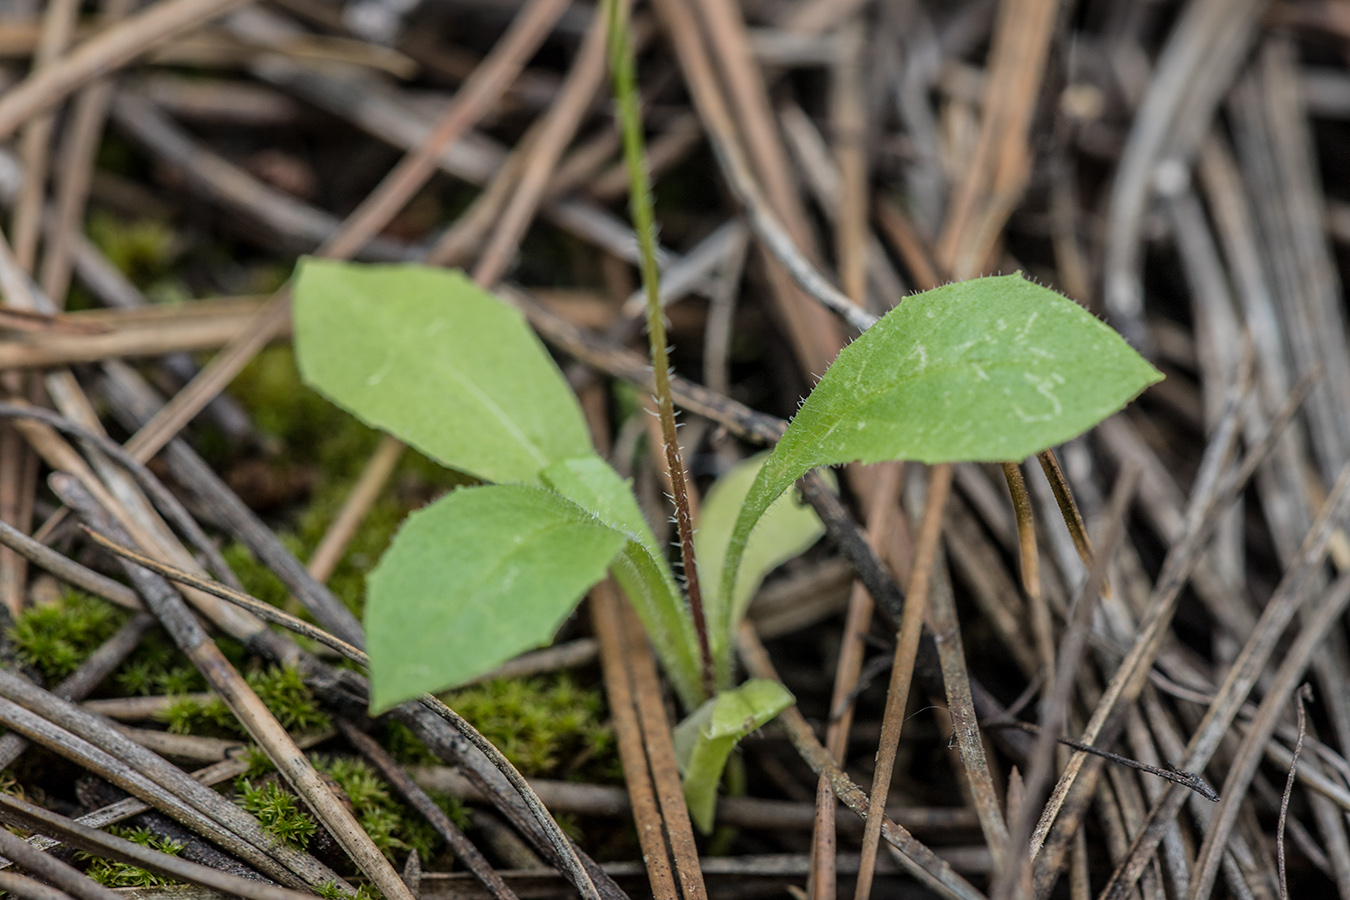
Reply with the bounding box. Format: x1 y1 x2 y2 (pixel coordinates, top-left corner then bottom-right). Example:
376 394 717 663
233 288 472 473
221 542 291 610
380 721 437 767
252 665 330 731
230 346 379 476
112 629 248 699
222 346 470 618
240 744 276 778
237 778 316 850
82 826 184 888
158 665 329 736
313 755 456 863
317 881 381 900
441 675 616 780
9 590 127 682
86 211 177 289
291 488 406 616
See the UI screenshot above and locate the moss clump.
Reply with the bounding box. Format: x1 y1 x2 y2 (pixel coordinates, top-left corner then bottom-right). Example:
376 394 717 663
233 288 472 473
113 628 248 699
9 590 126 682
230 346 379 478
86 211 177 290
441 675 616 780
223 345 469 618
237 778 316 850
380 720 438 767
221 541 292 610
159 665 329 735
317 882 381 900
315 755 461 863
82 826 184 888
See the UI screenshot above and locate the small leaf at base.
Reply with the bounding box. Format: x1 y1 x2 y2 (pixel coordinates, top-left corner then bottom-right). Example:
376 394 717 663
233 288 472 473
694 452 828 688
673 679 793 833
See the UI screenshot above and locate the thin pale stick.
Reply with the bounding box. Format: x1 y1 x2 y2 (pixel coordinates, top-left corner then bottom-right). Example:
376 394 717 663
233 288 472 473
1035 449 1095 572
811 463 902 900
0 0 77 613
12 0 80 269
1279 684 1314 900
855 463 952 900
38 0 136 306
472 0 611 286
935 0 1059 277
81 526 602 900
831 22 868 307
591 584 679 900
928 557 1010 874
1002 461 1054 681
0 0 252 139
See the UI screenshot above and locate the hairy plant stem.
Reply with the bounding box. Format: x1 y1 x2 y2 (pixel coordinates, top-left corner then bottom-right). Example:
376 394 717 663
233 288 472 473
606 0 714 699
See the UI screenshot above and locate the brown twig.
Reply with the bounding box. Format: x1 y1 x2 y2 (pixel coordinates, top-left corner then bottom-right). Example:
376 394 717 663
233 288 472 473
736 623 986 900
1279 684 1315 900
0 0 254 139
810 463 901 900
614 595 708 900
53 475 411 900
855 464 952 900
338 718 521 900
591 584 679 900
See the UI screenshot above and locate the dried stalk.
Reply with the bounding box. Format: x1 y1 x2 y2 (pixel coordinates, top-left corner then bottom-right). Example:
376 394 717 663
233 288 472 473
855 464 952 900
0 0 254 139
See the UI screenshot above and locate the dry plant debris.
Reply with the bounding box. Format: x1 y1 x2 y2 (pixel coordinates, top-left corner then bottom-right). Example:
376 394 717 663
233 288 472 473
0 0 1349 898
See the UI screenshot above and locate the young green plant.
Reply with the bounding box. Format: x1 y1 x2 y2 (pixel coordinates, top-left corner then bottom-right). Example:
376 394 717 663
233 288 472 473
291 16 1161 835
292 264 1159 831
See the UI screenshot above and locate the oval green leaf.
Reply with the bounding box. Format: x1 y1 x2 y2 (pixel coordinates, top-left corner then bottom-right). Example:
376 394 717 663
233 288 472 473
293 259 593 486
365 484 627 712
720 273 1163 612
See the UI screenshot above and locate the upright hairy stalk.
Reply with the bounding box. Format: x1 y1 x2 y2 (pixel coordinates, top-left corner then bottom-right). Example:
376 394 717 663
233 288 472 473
606 0 715 698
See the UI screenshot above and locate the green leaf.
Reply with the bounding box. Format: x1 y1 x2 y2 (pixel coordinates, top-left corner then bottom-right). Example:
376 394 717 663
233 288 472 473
365 485 627 712
293 259 593 485
541 456 657 550
721 273 1162 620
542 456 705 707
694 452 827 688
673 679 794 833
